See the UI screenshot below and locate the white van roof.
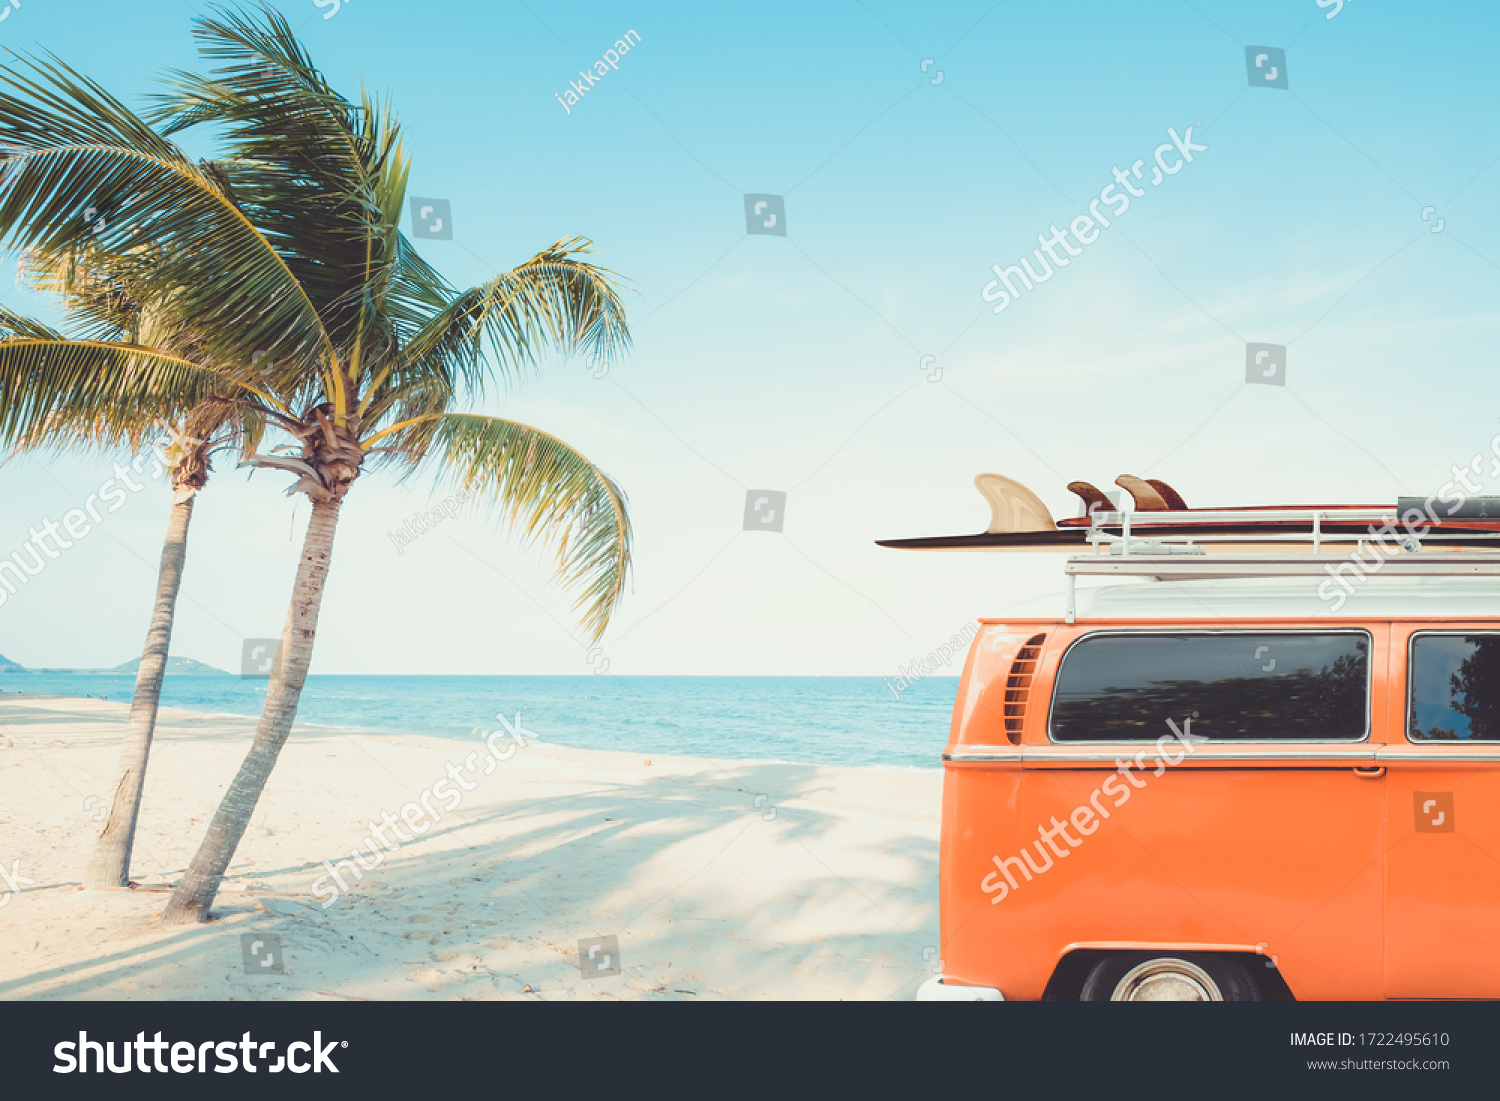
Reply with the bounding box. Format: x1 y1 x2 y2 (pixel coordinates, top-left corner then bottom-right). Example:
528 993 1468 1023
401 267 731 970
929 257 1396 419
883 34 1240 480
993 574 1500 621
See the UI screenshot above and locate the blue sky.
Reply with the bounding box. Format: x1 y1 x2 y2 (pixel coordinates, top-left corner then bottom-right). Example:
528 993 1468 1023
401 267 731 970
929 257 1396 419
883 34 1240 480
0 0 1496 675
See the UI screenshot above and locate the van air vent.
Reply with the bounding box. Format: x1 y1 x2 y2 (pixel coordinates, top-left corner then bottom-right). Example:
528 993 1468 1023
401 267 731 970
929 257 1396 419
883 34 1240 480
1004 634 1047 744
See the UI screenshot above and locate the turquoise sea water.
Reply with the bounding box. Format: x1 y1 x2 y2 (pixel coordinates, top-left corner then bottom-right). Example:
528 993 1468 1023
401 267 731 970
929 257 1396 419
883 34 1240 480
0 674 956 770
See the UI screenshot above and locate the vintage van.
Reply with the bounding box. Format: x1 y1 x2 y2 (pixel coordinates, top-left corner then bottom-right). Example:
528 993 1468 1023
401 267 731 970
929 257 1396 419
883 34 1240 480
891 475 1500 1001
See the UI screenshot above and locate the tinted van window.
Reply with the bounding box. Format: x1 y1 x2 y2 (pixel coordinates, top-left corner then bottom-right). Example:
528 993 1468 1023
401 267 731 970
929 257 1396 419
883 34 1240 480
1050 632 1368 742
1409 633 1500 741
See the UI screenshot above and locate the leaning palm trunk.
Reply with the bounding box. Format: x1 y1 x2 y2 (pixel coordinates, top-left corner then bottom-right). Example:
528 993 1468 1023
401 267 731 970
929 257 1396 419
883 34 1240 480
84 491 195 888
161 498 341 923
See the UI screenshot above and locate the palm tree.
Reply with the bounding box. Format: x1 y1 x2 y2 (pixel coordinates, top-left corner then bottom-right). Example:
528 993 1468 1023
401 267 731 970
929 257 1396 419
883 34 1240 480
0 6 633 923
0 244 263 889
85 423 208 888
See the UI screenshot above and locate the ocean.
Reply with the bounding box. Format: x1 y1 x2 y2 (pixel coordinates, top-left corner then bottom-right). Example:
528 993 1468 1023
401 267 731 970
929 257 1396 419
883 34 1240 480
0 673 957 770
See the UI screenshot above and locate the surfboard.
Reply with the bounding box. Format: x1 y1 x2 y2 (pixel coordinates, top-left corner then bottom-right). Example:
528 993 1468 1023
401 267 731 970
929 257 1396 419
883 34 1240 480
876 475 1500 553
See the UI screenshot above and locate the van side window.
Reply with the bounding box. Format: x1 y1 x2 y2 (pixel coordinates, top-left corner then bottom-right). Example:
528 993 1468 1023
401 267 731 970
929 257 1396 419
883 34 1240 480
1409 633 1500 741
1049 632 1369 742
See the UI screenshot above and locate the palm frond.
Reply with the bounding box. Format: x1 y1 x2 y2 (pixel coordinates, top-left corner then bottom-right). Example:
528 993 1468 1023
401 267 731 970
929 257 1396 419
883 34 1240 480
19 241 160 343
151 4 369 177
150 6 410 366
401 238 631 397
375 413 631 640
0 309 255 451
0 51 336 378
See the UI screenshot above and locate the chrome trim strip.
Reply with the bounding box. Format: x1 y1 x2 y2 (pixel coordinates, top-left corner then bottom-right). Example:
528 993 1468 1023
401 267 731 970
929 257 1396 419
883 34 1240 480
944 746 1023 762
946 747 1380 763
1378 748 1500 763
949 746 1500 763
1024 746 1377 763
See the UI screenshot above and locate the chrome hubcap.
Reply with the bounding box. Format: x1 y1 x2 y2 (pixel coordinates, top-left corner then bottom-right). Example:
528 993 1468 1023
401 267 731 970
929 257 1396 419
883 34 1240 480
1110 958 1223 1001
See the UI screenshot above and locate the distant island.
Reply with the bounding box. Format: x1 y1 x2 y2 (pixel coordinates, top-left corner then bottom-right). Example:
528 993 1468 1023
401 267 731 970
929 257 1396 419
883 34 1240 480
111 656 229 676
0 653 229 675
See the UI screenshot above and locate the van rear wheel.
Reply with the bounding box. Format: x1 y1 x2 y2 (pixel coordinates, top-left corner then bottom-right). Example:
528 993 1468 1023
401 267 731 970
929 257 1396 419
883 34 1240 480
1079 953 1260 1002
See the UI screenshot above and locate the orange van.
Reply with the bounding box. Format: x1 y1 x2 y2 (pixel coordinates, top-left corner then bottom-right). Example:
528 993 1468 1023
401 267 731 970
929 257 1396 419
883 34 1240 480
901 478 1500 1001
918 573 1500 1001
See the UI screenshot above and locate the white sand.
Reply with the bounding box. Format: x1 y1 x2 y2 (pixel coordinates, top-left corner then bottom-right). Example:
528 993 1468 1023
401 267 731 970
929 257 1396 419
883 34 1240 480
0 694 940 1000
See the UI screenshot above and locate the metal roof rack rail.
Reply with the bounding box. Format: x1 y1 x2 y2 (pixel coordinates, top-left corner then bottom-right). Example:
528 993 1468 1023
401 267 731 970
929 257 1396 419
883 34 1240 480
1068 551 1500 580
1083 505 1500 557
1062 511 1500 623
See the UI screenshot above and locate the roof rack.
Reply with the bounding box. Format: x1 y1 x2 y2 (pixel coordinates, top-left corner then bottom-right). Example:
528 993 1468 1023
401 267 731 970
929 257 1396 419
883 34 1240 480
1084 505 1500 552
1068 551 1500 580
1063 507 1500 622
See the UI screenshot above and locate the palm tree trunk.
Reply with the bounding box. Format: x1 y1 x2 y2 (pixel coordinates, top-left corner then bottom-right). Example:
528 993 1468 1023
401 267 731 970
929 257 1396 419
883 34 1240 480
160 496 342 924
84 494 195 889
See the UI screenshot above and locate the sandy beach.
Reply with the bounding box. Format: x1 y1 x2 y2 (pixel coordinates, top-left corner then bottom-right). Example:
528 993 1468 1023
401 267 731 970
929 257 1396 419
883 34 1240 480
0 694 940 1001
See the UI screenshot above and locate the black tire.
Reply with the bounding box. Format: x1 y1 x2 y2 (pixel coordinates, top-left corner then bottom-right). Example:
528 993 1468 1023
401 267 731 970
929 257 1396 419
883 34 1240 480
1079 952 1261 1002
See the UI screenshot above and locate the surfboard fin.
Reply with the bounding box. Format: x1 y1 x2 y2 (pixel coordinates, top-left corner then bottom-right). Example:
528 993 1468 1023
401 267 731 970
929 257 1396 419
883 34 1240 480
974 473 1056 533
1067 481 1115 515
1116 474 1171 511
1145 478 1189 510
